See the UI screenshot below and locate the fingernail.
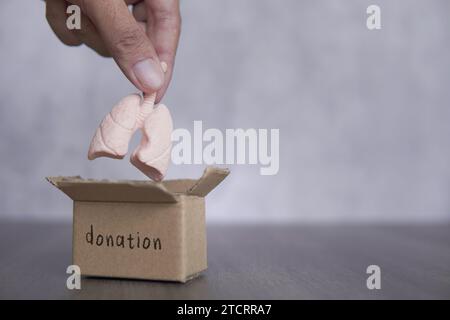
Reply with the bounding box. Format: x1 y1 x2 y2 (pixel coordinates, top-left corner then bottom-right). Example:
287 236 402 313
133 59 164 90
161 61 168 73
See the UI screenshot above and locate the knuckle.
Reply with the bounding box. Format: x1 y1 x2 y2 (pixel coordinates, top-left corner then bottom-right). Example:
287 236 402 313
113 27 146 55
157 17 181 41
156 11 181 33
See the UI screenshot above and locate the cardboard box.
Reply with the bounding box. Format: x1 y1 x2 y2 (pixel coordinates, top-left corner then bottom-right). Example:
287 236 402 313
47 167 229 283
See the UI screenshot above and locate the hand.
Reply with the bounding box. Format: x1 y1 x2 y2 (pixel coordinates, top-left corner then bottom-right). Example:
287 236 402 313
46 0 181 102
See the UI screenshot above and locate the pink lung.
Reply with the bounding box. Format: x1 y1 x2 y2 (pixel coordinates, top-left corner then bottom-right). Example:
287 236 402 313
88 92 173 181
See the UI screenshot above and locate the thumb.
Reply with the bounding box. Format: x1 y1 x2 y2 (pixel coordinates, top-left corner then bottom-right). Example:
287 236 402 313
81 0 164 93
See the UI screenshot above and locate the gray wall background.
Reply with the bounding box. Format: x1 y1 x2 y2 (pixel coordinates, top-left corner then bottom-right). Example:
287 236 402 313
1 0 449 223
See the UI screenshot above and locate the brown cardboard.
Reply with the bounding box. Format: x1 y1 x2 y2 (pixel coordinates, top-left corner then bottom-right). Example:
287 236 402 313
47 167 229 282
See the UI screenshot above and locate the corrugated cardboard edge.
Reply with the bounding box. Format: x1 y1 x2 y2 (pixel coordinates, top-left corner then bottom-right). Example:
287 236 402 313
187 167 230 197
46 175 82 187
46 176 178 203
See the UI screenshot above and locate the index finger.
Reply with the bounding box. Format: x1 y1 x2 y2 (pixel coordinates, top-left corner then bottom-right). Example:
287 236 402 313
144 0 181 102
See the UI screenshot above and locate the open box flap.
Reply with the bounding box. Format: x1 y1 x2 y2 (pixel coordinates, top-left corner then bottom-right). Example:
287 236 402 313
46 167 229 202
46 176 178 203
162 179 197 194
187 167 230 197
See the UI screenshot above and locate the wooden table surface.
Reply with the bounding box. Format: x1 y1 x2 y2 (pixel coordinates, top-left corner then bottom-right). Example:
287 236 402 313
0 221 449 299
